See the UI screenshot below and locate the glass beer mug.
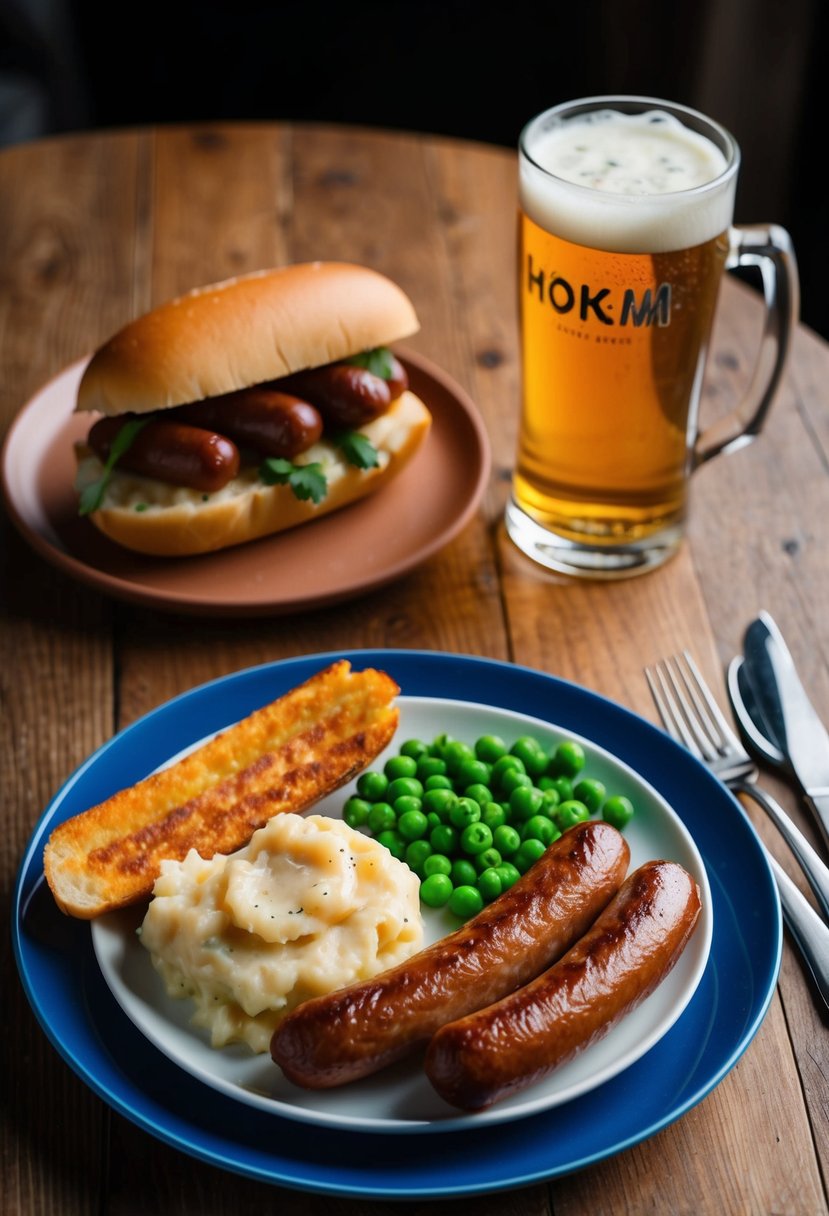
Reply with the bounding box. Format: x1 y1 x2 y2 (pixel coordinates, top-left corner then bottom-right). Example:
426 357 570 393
505 95 799 578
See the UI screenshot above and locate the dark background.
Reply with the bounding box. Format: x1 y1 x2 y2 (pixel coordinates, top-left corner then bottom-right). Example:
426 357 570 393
2 0 827 338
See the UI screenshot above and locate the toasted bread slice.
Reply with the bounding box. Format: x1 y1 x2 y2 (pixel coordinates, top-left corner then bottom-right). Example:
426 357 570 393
44 661 399 918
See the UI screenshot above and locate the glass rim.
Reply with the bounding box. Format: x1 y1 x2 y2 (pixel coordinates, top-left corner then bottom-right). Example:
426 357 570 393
519 94 740 201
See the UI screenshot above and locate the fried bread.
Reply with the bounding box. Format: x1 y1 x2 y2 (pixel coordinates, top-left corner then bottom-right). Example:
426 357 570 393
44 661 399 918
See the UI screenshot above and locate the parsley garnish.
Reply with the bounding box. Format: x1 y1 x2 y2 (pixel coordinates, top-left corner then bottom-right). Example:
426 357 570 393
346 346 395 380
79 417 148 516
337 431 379 470
259 458 328 504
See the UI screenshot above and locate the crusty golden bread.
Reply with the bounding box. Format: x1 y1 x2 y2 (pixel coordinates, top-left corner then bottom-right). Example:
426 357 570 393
43 661 399 918
76 262 420 417
74 390 431 557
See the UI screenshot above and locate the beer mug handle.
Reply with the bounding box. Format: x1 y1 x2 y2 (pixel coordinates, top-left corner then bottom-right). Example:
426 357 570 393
694 224 799 466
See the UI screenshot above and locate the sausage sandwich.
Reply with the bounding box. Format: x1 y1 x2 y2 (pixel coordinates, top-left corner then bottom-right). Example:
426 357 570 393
74 262 431 556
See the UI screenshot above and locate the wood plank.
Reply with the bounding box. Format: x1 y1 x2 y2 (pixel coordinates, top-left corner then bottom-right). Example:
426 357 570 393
0 132 149 1216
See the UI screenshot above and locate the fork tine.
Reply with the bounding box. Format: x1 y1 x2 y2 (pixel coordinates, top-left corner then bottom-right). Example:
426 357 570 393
657 658 720 761
645 662 705 760
663 654 722 759
679 650 746 754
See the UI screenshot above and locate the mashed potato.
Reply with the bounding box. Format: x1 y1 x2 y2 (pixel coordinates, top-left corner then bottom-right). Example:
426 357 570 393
139 813 423 1053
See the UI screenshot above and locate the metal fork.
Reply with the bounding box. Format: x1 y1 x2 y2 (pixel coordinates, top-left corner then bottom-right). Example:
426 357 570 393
646 650 829 1009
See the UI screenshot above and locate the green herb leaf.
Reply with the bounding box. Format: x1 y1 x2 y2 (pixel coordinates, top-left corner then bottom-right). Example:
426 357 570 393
346 346 395 380
78 417 148 516
260 457 328 505
337 431 380 470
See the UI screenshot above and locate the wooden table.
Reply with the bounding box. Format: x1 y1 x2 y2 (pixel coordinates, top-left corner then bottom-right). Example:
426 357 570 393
2 122 828 1214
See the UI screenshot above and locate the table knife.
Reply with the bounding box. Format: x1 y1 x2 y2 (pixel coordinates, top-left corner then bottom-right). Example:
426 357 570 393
742 611 829 852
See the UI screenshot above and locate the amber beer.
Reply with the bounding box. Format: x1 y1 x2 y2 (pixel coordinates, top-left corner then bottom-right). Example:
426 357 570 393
515 217 729 537
507 98 740 576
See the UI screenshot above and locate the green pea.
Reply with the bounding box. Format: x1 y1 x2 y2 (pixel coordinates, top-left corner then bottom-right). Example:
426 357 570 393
521 814 559 845
460 821 494 855
423 787 458 819
464 783 493 808
443 740 475 774
417 756 448 781
477 867 503 902
429 733 455 758
475 734 508 763
510 735 549 777
448 884 484 919
556 799 591 830
574 777 607 814
456 758 491 788
509 783 544 821
384 754 418 781
430 823 459 855
493 823 521 855
376 829 406 859
541 787 561 811
423 772 453 791
421 873 453 908
546 775 574 802
450 797 481 829
491 754 526 787
393 795 423 819
451 858 478 887
500 768 533 795
426 811 442 830
551 740 586 778
481 801 507 831
367 802 396 833
514 838 546 872
405 839 433 875
343 796 371 828
495 861 521 889
473 846 502 873
399 738 429 761
603 795 635 829
398 809 429 841
423 853 452 877
387 776 423 801
356 770 388 802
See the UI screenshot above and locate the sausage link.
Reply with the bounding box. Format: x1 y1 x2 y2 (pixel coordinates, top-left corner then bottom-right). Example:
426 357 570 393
270 820 630 1089
385 354 409 400
171 388 323 458
276 364 392 428
88 416 240 493
424 860 702 1111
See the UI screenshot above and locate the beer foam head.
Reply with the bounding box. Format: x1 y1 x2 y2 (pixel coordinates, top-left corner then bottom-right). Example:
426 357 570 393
521 102 739 253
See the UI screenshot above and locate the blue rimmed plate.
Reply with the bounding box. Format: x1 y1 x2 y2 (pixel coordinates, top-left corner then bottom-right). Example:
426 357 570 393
13 651 781 1196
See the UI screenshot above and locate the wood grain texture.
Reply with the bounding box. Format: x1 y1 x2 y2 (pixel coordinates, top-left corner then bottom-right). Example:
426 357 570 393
1 123 827 1215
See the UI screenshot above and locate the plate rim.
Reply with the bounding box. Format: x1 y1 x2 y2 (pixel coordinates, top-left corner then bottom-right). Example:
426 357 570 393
12 649 782 1197
0 349 491 615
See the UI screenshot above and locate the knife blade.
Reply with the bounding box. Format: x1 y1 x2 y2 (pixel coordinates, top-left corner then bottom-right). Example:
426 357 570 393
742 611 829 851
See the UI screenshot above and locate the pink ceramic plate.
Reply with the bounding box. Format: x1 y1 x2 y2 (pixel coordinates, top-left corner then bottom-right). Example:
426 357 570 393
1 349 490 616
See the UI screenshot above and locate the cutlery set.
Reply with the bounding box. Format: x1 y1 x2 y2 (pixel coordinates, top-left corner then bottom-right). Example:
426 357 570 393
647 614 829 1010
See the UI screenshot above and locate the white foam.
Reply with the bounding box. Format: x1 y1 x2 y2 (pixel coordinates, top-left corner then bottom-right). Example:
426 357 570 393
521 107 737 253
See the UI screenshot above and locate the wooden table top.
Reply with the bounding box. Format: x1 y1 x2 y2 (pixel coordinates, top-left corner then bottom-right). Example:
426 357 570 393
2 122 828 1214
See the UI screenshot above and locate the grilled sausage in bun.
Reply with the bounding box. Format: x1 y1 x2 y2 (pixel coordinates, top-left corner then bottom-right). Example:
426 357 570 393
74 262 431 556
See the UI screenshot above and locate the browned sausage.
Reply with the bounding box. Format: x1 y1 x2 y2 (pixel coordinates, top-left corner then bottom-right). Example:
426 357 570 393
424 860 702 1111
171 388 323 458
384 353 409 400
88 416 240 493
275 364 392 428
270 820 630 1089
